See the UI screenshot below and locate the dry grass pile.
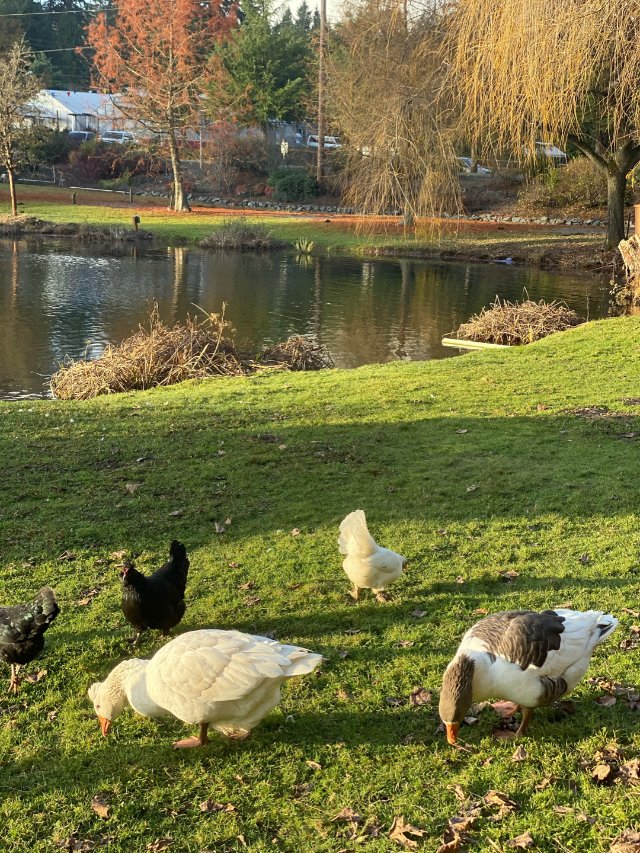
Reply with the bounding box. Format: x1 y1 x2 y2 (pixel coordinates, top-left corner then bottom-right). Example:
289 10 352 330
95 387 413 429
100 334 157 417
456 297 581 345
199 217 286 252
51 307 243 400
259 335 335 371
50 308 334 399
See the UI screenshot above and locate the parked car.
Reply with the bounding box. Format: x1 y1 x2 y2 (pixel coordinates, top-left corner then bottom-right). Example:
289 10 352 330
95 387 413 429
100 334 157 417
534 141 567 164
100 130 136 145
68 130 96 144
306 134 342 150
458 156 492 175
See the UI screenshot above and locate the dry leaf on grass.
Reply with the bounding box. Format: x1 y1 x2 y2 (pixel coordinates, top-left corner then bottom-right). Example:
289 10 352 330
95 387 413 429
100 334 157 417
499 570 519 582
332 807 363 824
168 509 183 517
409 687 432 706
610 829 640 852
389 816 426 849
511 745 527 762
57 550 76 562
125 482 140 495
395 640 414 648
456 429 468 434
291 528 301 536
214 522 226 534
147 840 172 852
199 800 236 813
507 831 534 848
237 581 255 590
466 484 478 492
411 609 427 619
76 587 102 606
592 763 617 784
25 669 47 684
91 795 110 818
228 561 240 568
57 839 96 852
436 826 466 853
244 596 261 607
455 576 466 584
306 760 322 771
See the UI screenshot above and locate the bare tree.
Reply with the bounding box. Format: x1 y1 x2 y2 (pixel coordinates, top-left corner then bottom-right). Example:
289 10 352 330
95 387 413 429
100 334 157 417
450 0 640 249
0 42 41 217
329 0 459 226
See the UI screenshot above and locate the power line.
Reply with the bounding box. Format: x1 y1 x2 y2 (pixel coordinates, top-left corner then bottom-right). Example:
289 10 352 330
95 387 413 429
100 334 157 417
0 6 113 16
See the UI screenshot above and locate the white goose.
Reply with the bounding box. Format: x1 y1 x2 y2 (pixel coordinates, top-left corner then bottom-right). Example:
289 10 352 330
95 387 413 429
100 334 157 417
88 629 322 748
338 510 407 602
439 608 618 743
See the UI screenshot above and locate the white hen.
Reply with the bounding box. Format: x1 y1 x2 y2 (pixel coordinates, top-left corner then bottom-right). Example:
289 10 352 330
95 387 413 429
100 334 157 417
338 509 407 602
88 629 322 748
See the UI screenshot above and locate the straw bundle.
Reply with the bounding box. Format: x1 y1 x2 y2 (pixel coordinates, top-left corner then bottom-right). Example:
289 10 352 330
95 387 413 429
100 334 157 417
259 336 335 371
456 297 581 345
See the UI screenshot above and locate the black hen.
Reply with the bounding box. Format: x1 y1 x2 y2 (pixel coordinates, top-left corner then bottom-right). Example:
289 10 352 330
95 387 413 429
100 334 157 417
121 540 189 644
0 587 60 692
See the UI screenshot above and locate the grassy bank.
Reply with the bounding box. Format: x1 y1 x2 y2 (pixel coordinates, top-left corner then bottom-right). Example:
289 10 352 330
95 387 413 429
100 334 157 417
0 184 609 268
1 318 640 851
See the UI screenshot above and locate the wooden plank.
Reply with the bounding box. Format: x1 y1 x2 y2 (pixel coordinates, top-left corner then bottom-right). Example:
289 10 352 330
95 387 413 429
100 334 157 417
441 337 509 350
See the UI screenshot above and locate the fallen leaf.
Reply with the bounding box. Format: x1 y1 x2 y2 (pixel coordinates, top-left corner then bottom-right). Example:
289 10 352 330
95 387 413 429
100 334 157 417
244 595 261 606
199 800 236 813
623 608 640 617
596 695 617 707
125 482 140 495
535 776 554 791
147 841 172 853
484 791 517 812
25 669 47 684
507 831 534 848
336 689 352 701
395 640 414 648
224 516 232 526
91 795 110 819
409 687 432 706
499 570 519 582
389 815 426 849
511 745 527 762
214 522 226 534
306 759 322 770
110 550 127 560
472 608 488 616
455 576 465 584
492 700 519 718
466 484 477 492
237 581 255 590
410 609 427 618
228 561 240 568
456 429 468 434
592 763 617 784
332 807 363 824
168 509 183 517
610 829 640 852
621 758 640 782
291 528 301 536
385 696 405 707
57 550 76 562
553 805 574 815
436 826 466 853
448 814 478 832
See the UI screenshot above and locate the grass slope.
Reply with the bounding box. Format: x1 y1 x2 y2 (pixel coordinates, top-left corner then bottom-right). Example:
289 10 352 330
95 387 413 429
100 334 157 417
1 318 640 851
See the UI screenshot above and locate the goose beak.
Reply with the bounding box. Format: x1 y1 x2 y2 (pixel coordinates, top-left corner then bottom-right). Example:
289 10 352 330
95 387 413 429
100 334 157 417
445 722 460 745
98 716 111 737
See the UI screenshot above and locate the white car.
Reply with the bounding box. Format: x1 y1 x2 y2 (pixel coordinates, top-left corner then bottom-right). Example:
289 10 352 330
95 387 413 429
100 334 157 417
100 130 136 145
458 156 492 175
306 134 342 150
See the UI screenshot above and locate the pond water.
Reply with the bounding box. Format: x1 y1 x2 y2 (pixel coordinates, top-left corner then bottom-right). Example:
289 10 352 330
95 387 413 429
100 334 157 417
0 238 609 399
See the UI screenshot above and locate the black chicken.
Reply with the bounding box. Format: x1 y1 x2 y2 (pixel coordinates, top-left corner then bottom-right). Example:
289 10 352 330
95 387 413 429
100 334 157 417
121 540 189 644
0 587 60 692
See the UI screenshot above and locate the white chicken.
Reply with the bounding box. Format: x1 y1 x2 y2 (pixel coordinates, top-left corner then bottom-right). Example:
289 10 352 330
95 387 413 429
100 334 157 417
338 509 407 602
88 629 322 748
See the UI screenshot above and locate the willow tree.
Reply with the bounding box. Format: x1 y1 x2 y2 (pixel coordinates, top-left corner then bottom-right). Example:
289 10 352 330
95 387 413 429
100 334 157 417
451 0 640 249
329 0 459 226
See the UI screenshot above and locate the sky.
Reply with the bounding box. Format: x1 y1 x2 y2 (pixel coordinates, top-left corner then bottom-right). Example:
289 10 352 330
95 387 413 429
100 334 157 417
284 0 342 21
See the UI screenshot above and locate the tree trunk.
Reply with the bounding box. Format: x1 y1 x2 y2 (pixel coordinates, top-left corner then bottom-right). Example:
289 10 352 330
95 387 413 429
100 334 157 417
167 132 190 213
7 167 17 216
606 164 627 250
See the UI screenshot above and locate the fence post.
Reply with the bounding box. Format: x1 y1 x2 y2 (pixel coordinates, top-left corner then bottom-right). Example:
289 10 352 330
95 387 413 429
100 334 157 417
128 189 133 203
71 192 77 205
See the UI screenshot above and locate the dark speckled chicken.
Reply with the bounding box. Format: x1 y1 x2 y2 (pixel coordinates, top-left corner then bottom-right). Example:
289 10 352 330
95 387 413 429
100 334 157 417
0 587 60 692
121 541 189 644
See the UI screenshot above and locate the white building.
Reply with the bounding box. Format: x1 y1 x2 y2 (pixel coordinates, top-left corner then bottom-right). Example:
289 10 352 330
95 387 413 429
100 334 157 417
24 90 130 134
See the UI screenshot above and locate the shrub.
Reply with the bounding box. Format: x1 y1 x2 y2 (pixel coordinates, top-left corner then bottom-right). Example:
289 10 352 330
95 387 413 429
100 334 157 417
199 216 286 251
267 168 317 202
67 143 164 186
518 157 612 211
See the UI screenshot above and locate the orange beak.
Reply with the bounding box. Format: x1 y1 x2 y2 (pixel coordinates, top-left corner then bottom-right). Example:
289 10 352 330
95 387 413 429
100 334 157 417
98 716 111 737
445 722 460 745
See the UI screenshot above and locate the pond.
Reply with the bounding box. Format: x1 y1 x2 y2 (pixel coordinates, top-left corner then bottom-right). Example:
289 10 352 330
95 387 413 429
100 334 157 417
0 238 609 400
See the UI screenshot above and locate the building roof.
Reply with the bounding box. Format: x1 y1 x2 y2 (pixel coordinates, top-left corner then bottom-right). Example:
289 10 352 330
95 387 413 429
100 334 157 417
28 89 119 118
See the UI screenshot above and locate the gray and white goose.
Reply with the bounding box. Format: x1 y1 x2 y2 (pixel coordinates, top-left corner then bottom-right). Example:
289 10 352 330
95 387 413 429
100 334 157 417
439 608 618 744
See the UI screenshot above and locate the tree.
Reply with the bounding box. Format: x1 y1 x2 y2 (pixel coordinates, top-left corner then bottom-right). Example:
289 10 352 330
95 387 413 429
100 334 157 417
0 41 42 216
329 0 459 224
86 0 237 211
450 0 640 249
215 0 315 126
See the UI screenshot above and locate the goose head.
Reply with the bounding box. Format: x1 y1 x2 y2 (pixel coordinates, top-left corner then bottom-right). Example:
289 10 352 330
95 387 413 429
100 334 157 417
439 654 475 744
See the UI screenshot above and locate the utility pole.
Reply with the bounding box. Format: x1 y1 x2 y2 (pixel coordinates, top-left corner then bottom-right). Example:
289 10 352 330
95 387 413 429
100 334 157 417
316 0 326 185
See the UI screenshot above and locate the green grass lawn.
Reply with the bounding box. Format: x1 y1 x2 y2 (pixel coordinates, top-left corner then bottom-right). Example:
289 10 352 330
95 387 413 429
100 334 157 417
2 318 640 851
0 183 606 267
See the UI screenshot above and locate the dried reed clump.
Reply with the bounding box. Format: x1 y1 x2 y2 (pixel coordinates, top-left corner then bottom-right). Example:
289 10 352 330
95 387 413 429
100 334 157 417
50 308 334 399
199 217 286 252
0 217 145 241
456 297 581 345
259 336 335 371
50 306 243 400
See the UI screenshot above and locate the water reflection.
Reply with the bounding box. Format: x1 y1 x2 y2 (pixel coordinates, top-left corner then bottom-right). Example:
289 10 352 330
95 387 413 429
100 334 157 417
0 238 608 399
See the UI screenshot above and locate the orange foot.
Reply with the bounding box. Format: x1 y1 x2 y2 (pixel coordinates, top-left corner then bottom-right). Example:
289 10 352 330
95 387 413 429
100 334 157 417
172 736 206 749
